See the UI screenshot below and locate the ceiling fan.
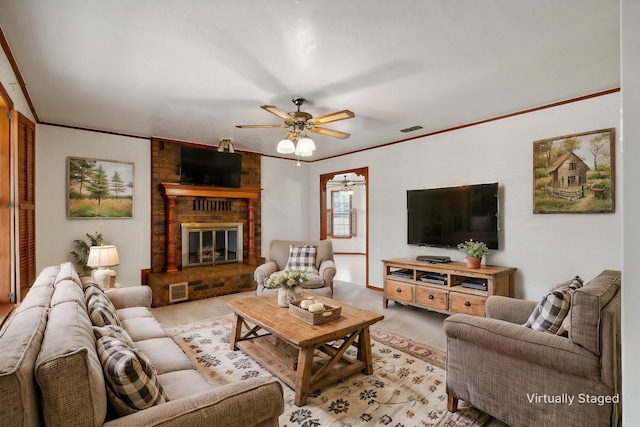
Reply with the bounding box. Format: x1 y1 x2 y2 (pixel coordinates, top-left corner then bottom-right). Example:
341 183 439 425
327 175 366 194
236 97 355 140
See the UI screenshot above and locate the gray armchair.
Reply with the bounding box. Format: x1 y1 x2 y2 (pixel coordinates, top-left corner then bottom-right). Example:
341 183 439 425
254 240 336 297
444 270 621 427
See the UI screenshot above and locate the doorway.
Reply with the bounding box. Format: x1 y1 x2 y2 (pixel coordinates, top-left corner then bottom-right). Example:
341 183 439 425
320 167 369 288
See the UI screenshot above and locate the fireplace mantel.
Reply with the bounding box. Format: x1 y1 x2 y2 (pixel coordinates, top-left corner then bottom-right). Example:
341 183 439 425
160 183 262 273
161 183 261 200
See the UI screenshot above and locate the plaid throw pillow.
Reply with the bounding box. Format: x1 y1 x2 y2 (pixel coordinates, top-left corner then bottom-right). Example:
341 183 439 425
86 287 122 327
525 276 583 334
93 324 135 348
96 336 168 416
284 245 319 274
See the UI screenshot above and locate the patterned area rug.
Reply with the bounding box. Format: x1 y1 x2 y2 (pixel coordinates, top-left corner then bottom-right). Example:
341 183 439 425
165 316 488 427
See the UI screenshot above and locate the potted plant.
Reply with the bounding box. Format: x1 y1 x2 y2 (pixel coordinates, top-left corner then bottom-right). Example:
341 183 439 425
457 239 489 269
266 269 309 307
70 232 103 275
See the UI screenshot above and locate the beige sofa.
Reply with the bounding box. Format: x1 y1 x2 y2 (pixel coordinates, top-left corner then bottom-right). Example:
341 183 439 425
444 269 621 427
254 239 337 297
0 262 284 427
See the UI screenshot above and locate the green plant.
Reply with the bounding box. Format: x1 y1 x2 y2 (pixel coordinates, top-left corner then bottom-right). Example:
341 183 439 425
265 269 309 290
70 232 103 275
457 239 489 258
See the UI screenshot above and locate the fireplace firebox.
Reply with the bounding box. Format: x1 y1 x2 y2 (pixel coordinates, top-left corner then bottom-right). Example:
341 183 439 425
181 222 243 267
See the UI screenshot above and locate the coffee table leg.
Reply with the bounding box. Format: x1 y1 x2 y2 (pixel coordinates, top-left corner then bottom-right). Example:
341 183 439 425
294 345 315 406
230 313 243 350
358 327 374 375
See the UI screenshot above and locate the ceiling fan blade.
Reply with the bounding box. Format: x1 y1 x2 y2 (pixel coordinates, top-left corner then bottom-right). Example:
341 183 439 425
314 109 355 125
311 127 351 139
260 105 294 121
235 124 285 129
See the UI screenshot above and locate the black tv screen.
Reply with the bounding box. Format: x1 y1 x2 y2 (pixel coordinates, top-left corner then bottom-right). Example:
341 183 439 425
407 182 499 250
180 146 242 188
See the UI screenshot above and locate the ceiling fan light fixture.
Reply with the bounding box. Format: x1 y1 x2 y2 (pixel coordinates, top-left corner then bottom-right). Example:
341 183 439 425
295 137 315 157
277 138 296 154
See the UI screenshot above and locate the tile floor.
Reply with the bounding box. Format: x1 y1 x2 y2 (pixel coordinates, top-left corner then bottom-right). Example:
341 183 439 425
151 254 507 426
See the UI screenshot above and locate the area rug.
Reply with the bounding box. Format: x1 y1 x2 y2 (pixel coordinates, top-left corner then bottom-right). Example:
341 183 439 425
165 316 488 427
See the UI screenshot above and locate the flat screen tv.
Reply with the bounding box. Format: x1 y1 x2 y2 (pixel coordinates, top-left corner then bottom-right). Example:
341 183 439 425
407 182 499 250
180 146 242 188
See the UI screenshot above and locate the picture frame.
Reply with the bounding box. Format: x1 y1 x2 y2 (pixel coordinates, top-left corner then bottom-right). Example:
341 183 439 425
533 128 615 214
67 157 134 218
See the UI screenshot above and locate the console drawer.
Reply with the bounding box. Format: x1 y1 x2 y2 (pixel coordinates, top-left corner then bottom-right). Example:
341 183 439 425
386 281 413 303
450 293 487 316
415 287 448 310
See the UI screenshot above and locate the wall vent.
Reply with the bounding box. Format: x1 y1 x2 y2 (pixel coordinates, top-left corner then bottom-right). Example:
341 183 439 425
400 125 423 133
169 282 189 303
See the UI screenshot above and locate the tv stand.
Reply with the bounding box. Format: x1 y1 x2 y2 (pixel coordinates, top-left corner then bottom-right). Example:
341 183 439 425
382 258 516 316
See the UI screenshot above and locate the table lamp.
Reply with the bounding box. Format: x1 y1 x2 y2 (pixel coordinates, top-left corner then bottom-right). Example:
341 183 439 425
87 245 120 289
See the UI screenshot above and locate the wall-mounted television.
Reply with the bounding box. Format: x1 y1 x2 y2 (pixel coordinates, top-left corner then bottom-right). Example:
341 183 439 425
407 182 499 250
179 146 242 188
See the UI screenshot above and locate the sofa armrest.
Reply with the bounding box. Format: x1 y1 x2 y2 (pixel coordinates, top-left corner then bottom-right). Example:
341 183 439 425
103 377 283 427
485 296 538 324
319 259 336 288
254 261 278 286
444 314 598 379
105 286 152 309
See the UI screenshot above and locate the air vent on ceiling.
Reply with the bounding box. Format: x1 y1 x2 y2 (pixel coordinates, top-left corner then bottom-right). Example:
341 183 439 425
400 125 424 133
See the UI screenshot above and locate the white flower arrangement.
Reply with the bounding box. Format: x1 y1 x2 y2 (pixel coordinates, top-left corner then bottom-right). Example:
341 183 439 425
266 269 309 290
457 239 490 258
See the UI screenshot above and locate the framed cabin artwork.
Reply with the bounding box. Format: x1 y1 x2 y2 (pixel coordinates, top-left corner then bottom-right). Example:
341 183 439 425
67 157 134 218
533 128 615 214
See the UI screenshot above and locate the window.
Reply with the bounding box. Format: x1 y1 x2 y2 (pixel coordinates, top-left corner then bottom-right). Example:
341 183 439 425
330 191 356 238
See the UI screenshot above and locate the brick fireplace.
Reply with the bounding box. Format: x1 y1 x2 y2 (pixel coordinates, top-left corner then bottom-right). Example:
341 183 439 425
146 138 263 307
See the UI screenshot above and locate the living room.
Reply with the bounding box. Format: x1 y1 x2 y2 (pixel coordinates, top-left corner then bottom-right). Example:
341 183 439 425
0 1 638 425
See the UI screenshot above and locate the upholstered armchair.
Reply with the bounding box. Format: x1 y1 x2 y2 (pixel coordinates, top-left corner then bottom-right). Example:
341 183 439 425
254 240 336 297
444 270 621 427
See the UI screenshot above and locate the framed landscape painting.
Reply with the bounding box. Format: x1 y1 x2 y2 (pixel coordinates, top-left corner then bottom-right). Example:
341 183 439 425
533 128 615 214
67 157 134 218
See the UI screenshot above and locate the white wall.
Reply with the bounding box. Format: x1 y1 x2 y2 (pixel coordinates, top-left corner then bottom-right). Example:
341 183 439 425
35 125 151 286
310 93 622 301
621 0 639 422
259 156 311 256
0 50 34 123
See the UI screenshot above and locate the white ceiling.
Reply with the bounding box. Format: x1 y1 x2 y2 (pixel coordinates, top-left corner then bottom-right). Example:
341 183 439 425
0 1 620 160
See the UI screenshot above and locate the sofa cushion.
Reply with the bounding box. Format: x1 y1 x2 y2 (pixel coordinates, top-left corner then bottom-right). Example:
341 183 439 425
134 337 195 374
284 245 319 274
157 370 212 400
570 270 621 355
95 335 168 416
116 306 154 321
300 273 325 289
524 276 582 334
35 301 107 427
121 317 168 342
55 261 82 287
51 279 86 307
0 306 48 427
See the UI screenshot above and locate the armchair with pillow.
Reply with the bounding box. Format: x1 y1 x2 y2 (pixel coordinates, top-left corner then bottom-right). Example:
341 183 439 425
254 240 337 297
444 270 621 427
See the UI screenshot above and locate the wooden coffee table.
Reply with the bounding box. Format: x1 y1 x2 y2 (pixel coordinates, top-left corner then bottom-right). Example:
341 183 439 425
228 293 384 406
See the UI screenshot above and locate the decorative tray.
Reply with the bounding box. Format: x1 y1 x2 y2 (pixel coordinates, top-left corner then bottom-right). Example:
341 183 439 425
289 300 342 325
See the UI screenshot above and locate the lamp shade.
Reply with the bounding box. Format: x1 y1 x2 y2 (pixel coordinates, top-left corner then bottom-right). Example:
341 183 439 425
87 245 120 268
277 138 296 154
295 137 315 157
